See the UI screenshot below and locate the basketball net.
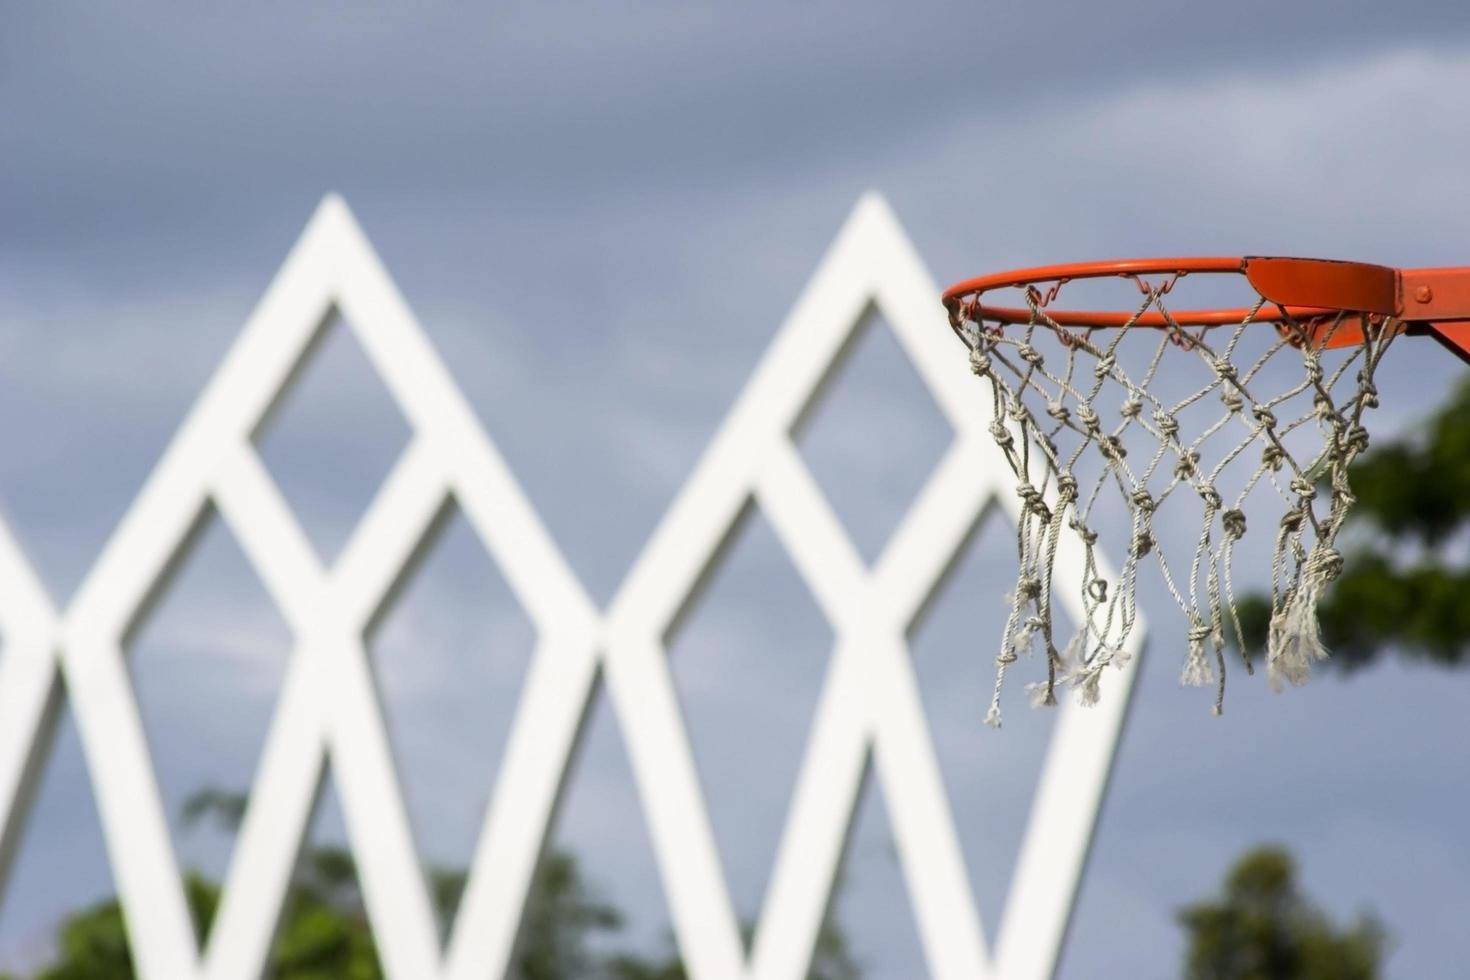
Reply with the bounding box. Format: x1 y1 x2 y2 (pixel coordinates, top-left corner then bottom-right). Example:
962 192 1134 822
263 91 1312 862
951 284 1397 723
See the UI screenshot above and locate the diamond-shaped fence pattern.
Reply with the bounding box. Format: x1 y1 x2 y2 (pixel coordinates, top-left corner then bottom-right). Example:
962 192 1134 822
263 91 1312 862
0 194 1142 980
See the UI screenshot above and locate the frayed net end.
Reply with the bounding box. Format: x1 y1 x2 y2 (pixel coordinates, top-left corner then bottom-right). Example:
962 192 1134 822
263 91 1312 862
1180 623 1215 688
1267 591 1329 692
1063 663 1104 707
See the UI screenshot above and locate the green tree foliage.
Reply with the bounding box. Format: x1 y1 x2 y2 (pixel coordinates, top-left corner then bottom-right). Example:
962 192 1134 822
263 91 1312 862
0 874 216 980
1178 846 1387 980
268 844 381 980
603 915 861 980
1237 377 1470 668
510 849 624 980
7 787 860 979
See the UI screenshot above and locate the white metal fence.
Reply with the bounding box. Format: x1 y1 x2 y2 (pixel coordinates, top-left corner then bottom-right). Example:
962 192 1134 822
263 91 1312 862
0 195 1141 980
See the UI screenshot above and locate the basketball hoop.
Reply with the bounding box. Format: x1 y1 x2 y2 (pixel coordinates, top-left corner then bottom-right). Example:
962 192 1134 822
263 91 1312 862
941 257 1470 723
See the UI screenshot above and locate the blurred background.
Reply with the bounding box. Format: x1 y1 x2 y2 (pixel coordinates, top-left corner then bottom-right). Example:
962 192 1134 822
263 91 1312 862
2 5 1469 978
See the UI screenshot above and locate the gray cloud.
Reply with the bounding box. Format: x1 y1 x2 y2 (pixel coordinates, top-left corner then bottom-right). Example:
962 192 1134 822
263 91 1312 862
6 3 1470 273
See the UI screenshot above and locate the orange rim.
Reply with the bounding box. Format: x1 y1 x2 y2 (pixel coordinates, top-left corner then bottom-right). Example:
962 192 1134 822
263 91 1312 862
942 256 1400 329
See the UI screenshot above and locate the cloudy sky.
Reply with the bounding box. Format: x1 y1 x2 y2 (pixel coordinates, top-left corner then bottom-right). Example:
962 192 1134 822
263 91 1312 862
3 4 1470 977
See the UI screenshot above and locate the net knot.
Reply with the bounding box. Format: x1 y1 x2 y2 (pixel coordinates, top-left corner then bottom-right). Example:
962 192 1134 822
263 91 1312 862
1046 400 1071 423
1055 474 1079 502
1068 518 1098 546
1311 546 1344 582
1288 476 1317 499
1015 576 1043 602
1130 489 1156 513
968 348 992 376
1119 397 1143 419
1197 483 1222 509
1220 387 1244 413
989 419 1015 450
1212 358 1237 382
1174 451 1200 480
1360 381 1380 409
1345 424 1370 454
1017 483 1051 520
1252 406 1277 429
1261 443 1286 471
1279 508 1305 532
1099 434 1127 461
1304 357 1324 384
1152 410 1180 438
1222 508 1248 539
1018 344 1044 366
1076 404 1101 432
1131 531 1154 557
1093 354 1117 378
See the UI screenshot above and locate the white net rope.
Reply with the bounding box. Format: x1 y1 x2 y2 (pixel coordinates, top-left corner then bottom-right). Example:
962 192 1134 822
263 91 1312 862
950 279 1398 723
